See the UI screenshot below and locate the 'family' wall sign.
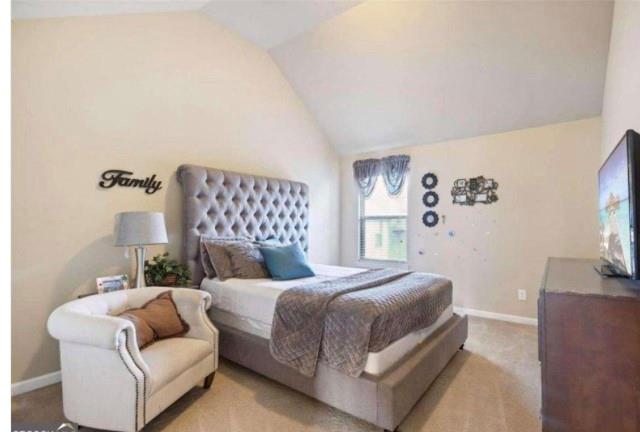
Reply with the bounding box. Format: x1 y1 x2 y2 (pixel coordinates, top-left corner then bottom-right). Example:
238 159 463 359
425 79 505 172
99 170 163 195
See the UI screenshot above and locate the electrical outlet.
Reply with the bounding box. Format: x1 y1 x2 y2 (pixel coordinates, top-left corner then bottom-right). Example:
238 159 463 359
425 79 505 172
517 289 527 301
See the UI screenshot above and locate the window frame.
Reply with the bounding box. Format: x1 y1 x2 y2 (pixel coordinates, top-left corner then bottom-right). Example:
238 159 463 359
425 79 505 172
356 176 409 266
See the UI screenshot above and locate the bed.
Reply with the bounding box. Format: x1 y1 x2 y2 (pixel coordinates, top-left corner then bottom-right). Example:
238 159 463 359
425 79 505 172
177 164 468 431
201 263 455 376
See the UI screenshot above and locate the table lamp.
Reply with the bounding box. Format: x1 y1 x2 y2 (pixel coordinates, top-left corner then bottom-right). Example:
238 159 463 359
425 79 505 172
114 211 168 288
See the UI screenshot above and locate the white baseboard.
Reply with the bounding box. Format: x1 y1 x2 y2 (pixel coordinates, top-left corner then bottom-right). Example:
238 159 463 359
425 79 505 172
12 370 61 396
454 306 538 326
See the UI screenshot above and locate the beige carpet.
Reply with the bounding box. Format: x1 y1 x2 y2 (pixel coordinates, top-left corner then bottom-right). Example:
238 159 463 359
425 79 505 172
12 316 541 431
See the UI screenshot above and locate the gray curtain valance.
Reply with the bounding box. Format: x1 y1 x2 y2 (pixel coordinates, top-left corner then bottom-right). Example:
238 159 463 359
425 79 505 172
381 155 410 196
353 158 381 197
353 155 410 197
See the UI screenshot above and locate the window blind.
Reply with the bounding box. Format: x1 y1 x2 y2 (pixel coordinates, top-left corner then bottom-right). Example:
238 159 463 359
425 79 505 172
359 176 408 262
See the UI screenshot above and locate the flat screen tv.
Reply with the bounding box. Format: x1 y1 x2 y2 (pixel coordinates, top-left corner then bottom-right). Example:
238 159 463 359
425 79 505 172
598 129 640 279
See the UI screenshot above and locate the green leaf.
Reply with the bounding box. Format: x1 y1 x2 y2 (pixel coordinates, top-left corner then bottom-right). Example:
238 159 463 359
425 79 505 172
143 253 192 287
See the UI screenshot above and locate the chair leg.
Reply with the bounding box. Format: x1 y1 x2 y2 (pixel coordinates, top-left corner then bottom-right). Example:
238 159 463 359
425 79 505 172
203 372 216 389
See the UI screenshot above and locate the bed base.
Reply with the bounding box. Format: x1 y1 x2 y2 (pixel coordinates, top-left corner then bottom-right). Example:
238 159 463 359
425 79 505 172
213 313 468 431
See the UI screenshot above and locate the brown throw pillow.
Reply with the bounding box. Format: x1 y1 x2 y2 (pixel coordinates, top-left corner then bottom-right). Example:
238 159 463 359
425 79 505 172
118 291 190 349
119 313 155 349
225 241 270 279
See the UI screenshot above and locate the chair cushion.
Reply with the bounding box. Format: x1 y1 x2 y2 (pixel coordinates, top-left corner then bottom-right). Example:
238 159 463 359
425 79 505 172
142 337 212 394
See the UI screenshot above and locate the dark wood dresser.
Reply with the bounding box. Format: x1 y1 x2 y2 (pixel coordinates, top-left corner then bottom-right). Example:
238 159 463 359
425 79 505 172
539 258 640 432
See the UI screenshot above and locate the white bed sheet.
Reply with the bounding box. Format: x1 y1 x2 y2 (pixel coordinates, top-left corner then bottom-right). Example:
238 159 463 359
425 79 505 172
201 264 453 375
202 264 362 324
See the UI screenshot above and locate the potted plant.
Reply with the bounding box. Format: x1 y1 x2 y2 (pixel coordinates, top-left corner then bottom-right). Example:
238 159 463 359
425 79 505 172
144 252 191 287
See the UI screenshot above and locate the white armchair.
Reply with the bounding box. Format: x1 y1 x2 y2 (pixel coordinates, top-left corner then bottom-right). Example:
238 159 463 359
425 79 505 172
48 287 218 432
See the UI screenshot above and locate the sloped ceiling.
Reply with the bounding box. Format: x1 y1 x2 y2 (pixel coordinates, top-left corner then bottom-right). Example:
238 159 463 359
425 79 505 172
201 1 361 49
13 1 614 155
271 1 614 154
12 0 362 49
11 1 210 20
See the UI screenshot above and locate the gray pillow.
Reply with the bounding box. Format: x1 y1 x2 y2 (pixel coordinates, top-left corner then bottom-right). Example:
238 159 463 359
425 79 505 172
201 237 247 280
225 241 270 279
199 236 217 278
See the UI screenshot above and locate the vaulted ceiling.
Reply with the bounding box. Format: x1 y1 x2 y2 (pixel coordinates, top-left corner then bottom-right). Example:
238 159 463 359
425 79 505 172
12 1 362 49
271 1 614 154
200 1 361 49
13 1 614 155
11 1 210 20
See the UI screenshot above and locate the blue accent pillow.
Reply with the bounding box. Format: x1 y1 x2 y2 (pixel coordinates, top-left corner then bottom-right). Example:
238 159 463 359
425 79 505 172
259 243 315 281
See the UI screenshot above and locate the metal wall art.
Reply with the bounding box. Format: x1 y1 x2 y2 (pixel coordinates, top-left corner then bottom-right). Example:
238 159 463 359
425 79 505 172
451 176 498 206
421 172 440 228
422 191 439 208
421 173 438 189
99 169 163 195
422 211 439 228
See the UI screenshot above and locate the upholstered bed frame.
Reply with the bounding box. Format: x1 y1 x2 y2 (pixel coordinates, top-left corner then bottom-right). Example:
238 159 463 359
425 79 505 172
177 164 468 431
177 164 309 285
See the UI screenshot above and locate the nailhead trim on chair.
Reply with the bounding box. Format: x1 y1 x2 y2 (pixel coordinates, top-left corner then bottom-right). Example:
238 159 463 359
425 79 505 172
126 336 147 426
117 330 147 431
117 332 139 431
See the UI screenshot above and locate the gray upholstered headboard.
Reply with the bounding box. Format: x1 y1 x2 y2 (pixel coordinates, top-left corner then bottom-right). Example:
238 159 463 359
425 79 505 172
177 164 309 284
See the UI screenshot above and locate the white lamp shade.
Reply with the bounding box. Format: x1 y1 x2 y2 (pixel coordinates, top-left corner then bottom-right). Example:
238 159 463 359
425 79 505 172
114 211 168 246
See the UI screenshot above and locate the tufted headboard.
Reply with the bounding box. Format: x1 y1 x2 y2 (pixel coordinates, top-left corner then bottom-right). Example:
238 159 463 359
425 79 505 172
177 164 309 284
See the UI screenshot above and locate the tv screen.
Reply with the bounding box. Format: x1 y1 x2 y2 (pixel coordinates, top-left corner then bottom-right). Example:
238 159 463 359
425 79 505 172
599 130 640 278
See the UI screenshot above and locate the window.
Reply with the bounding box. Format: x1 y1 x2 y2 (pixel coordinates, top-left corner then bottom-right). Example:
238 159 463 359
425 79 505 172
358 177 408 262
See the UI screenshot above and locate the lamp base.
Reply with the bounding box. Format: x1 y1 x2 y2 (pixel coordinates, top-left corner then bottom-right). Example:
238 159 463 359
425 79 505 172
134 246 147 288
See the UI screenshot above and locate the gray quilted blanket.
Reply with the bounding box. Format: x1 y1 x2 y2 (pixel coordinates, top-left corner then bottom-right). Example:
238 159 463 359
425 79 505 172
269 268 452 377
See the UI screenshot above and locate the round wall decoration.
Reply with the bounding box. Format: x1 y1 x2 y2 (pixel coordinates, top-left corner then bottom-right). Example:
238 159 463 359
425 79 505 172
422 211 439 228
422 191 439 208
421 173 438 190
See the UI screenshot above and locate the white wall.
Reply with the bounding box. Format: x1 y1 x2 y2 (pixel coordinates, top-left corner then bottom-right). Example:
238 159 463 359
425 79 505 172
12 12 340 383
601 1 640 159
342 118 602 318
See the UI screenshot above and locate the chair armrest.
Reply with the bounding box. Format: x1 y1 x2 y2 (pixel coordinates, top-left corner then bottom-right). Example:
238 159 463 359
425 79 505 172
48 308 134 350
168 287 212 312
168 288 217 345
47 288 215 350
